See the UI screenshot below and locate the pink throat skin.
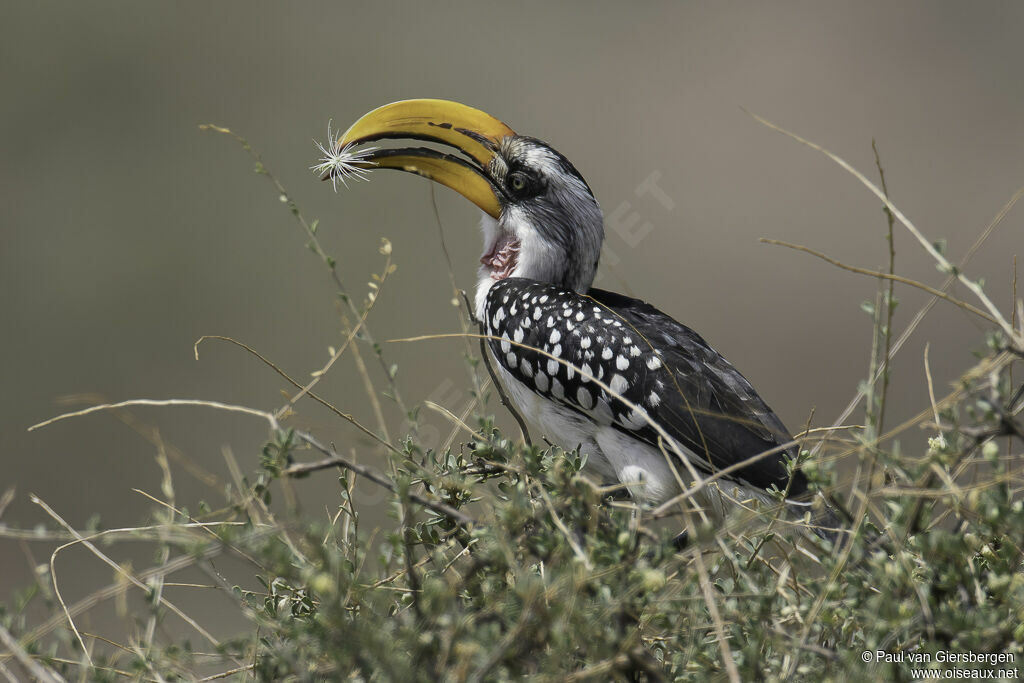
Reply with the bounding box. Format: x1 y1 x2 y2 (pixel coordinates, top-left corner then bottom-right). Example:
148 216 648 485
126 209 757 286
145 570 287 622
481 232 520 280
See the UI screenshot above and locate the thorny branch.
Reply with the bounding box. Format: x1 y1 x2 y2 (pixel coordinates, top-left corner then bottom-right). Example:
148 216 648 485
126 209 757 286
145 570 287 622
286 430 476 527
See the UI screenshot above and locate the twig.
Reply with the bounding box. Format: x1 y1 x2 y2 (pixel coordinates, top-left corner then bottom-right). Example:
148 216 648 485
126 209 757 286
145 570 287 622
468 589 541 683
344 312 393 446
779 179 1023 467
459 289 534 447
865 288 884 440
0 657 21 683
760 239 999 325
0 489 13 522
424 400 484 441
748 111 1019 344
872 139 898 437
329 244 397 447
27 397 472 575
55 394 223 490
144 447 175 660
536 485 592 570
924 344 940 428
431 185 487 402
28 398 278 433
0 622 64 683
195 335 402 456
692 545 740 683
31 496 228 665
785 479 872 678
200 123 408 413
478 332 533 447
16 525 261 647
197 664 256 681
133 489 265 568
284 431 475 527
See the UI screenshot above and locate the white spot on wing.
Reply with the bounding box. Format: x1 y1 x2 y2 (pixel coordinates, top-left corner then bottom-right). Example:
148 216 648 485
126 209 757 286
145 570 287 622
646 356 663 370
576 387 593 409
609 374 629 395
535 372 549 392
622 407 647 430
616 355 629 371
592 398 614 424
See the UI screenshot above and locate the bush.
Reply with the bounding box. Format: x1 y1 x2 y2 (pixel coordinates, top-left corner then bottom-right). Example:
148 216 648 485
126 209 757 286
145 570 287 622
3 126 1022 682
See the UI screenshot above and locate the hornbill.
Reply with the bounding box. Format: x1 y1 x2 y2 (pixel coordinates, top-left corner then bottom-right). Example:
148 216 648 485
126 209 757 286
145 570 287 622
317 99 839 543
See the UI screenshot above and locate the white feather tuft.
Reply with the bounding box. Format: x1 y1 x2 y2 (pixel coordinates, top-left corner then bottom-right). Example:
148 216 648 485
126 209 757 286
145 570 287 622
310 119 378 192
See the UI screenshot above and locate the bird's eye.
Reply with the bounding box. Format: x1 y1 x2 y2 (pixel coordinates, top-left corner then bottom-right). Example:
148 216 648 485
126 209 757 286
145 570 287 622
507 171 532 196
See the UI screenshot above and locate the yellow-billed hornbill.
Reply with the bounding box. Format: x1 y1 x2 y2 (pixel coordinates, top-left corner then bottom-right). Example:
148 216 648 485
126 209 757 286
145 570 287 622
318 99 837 542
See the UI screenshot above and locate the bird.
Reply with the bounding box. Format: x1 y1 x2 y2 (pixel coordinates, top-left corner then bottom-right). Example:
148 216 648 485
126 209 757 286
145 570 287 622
317 99 839 544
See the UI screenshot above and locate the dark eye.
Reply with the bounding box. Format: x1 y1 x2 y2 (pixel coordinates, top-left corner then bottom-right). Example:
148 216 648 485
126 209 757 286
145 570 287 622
507 171 534 196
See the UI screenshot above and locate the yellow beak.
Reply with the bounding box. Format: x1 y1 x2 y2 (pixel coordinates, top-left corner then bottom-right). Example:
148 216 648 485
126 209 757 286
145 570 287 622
329 99 516 218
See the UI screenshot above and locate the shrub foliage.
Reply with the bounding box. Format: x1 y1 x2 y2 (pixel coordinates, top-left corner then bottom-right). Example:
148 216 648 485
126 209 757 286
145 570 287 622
3 128 1022 682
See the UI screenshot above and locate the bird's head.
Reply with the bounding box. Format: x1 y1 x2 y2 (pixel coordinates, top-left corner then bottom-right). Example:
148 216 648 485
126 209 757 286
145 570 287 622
319 99 604 310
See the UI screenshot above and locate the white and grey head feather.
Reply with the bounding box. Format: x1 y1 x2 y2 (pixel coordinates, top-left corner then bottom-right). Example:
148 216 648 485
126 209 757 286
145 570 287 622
491 137 604 293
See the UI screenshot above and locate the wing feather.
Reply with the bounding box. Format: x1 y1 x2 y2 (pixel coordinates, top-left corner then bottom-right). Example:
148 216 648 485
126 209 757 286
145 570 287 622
484 278 807 497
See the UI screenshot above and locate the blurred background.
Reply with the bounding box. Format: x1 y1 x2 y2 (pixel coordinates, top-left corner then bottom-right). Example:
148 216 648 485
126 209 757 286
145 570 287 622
3 0 1022 642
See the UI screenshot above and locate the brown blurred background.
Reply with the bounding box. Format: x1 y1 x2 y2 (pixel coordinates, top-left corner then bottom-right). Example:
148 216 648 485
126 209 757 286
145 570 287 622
3 1 1022 640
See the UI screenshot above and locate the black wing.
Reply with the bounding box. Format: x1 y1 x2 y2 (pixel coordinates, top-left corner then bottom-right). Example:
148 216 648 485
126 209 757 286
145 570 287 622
587 287 806 495
484 278 807 496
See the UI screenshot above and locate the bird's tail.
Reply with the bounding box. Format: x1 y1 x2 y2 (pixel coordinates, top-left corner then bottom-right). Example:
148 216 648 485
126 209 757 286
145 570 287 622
786 491 846 546
788 491 888 555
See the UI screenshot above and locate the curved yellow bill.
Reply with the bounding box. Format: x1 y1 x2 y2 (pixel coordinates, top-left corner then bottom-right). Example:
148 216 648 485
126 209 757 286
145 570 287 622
333 99 516 219
338 99 516 167
365 149 502 218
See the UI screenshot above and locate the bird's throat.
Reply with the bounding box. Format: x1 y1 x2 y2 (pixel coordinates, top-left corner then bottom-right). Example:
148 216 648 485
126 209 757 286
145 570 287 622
480 231 520 281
